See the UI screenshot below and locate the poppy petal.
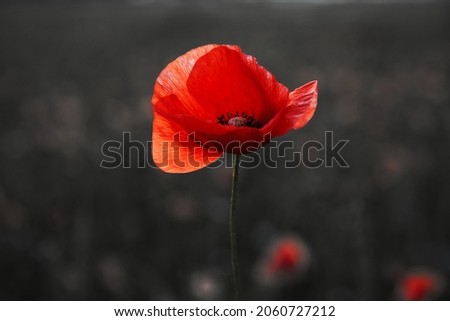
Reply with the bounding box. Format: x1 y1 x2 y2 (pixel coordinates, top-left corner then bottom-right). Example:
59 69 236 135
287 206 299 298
152 44 220 119
155 94 267 153
152 112 223 173
243 52 290 118
289 80 318 129
164 114 267 154
187 46 289 125
267 80 318 137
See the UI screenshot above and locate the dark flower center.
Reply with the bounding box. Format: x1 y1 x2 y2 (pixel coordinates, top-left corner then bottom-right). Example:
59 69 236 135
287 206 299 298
217 112 262 128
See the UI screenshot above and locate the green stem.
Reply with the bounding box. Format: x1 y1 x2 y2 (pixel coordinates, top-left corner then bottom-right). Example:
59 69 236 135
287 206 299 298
229 153 241 300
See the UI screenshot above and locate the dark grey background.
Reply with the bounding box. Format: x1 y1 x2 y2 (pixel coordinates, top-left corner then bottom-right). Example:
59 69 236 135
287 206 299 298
0 1 449 300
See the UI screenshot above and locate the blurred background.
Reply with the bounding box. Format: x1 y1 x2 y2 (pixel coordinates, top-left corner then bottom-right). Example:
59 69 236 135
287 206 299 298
1 0 450 300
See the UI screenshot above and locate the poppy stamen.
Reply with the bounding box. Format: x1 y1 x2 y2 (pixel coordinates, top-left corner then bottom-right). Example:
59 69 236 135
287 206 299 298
217 112 262 128
228 117 247 127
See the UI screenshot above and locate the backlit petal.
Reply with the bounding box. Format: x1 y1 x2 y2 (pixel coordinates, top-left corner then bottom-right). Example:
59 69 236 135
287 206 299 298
266 80 318 137
152 112 223 173
187 46 289 125
152 44 219 119
288 80 318 129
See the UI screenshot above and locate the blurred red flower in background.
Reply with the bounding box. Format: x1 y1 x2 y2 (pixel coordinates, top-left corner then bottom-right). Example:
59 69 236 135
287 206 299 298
256 236 310 286
267 239 303 274
397 269 445 301
151 44 318 173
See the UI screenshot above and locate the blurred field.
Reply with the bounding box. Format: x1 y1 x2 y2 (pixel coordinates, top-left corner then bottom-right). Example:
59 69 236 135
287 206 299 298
0 3 449 300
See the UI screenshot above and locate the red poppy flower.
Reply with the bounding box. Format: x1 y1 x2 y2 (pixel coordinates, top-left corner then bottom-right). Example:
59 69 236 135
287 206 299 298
267 239 303 274
398 271 443 301
256 237 310 286
151 44 318 173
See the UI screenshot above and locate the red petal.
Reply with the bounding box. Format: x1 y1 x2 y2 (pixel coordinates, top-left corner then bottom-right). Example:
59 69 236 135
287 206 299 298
289 80 318 129
155 94 267 153
152 44 220 119
152 112 223 173
167 113 267 154
266 80 318 137
187 46 289 124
